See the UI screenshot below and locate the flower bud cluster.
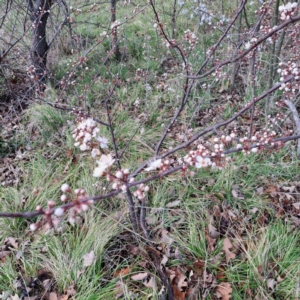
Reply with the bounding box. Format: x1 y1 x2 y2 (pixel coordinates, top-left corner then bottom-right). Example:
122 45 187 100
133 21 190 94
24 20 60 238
278 2 298 20
260 26 277 43
184 144 213 168
29 183 93 231
255 2 271 15
59 183 94 226
133 183 149 200
87 3 99 13
29 201 59 231
237 129 284 154
278 61 300 96
184 29 198 50
108 168 130 191
164 39 177 49
26 65 37 80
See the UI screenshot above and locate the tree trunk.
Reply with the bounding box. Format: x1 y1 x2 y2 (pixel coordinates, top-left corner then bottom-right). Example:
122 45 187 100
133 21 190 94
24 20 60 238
110 0 121 60
28 0 52 86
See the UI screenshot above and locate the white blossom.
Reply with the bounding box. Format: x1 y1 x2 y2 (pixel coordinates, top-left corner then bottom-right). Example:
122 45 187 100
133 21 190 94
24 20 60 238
195 156 211 168
97 136 108 149
145 159 162 171
93 154 115 177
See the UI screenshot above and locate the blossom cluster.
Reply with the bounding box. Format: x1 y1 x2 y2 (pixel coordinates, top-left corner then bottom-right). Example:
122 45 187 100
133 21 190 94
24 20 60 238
109 168 132 191
278 2 298 20
26 65 37 80
30 184 94 230
278 61 300 96
73 117 108 154
59 184 93 225
184 29 198 50
133 184 149 200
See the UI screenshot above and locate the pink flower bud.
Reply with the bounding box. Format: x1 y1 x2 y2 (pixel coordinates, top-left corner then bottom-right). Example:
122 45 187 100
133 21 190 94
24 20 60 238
115 171 123 179
61 194 67 202
81 204 89 211
61 183 70 193
30 223 38 231
54 207 64 216
48 200 55 207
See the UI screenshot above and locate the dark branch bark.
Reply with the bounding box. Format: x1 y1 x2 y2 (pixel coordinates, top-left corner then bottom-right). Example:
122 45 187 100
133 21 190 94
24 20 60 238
29 0 53 85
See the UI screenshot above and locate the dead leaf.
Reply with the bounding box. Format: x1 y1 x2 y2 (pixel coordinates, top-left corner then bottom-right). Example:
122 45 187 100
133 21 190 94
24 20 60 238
205 230 216 252
277 275 285 283
174 247 183 259
49 293 58 300
203 270 217 288
284 193 295 201
159 228 174 244
5 237 19 249
126 244 140 256
250 207 259 214
83 251 95 267
113 267 130 277
216 282 232 300
282 186 296 193
256 187 264 195
161 255 168 266
131 272 148 281
76 268 85 278
293 202 300 210
223 238 236 262
114 280 126 298
231 186 245 199
66 282 76 297
131 273 156 290
0 251 11 262
227 210 237 219
143 276 156 290
166 200 181 208
10 295 20 300
193 259 205 276
267 278 276 290
208 224 219 238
